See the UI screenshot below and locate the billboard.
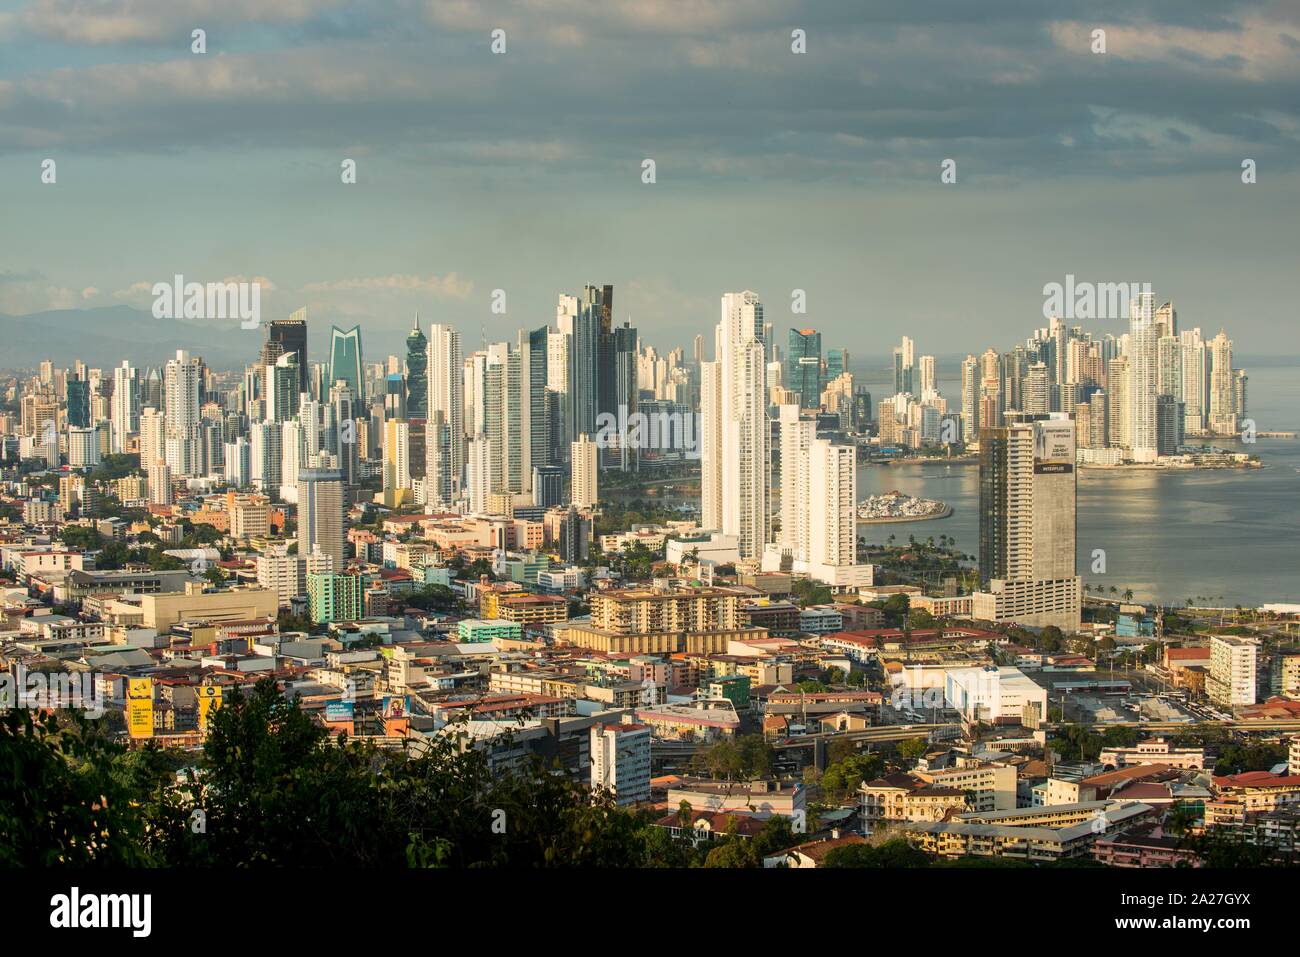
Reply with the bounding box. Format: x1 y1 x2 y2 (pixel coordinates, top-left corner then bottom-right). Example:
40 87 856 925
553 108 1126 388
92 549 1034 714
196 684 223 734
1033 419 1075 473
324 701 355 723
126 677 153 739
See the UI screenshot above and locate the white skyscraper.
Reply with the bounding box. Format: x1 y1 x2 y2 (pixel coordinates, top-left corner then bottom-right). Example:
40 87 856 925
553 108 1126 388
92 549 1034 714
700 291 768 560
224 436 251 487
110 360 139 454
1208 330 1236 436
571 433 598 508
1179 329 1207 436
764 404 870 586
139 407 165 470
427 324 464 494
279 419 304 503
466 436 491 515
1127 294 1158 462
163 350 204 477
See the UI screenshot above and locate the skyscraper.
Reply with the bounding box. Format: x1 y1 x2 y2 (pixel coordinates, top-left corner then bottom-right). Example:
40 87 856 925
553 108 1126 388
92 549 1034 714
466 436 491 514
110 360 139 453
1127 293 1159 462
265 312 309 397
893 336 916 396
1208 330 1236 436
298 467 346 571
266 352 300 423
327 325 363 400
700 291 768 560
163 350 203 477
764 404 869 586
519 326 551 492
426 324 464 498
404 318 428 419
568 291 599 444
973 414 1081 630
571 433 598 508
787 328 822 410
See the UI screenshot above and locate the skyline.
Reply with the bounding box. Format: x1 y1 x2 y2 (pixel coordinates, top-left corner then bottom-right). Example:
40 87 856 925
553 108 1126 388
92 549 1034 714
3 0 1299 353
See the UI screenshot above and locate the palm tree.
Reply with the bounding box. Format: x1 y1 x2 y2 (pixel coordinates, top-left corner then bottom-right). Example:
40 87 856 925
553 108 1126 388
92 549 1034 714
1122 588 1134 602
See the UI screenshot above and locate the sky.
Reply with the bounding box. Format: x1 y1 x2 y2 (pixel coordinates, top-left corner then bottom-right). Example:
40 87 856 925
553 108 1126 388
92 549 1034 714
1 0 1298 363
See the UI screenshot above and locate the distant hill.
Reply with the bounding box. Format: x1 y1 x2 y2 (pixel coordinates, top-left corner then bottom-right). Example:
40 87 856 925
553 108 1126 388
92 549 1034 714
0 305 266 371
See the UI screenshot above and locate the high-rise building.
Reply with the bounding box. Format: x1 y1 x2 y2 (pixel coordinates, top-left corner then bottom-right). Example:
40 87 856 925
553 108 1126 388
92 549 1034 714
700 292 768 560
571 433 598 508
327 325 363 401
257 543 303 607
1208 635 1258 708
163 350 204 477
532 465 566 508
224 436 251 487
266 352 300 423
1208 330 1236 436
960 354 978 443
1127 293 1159 462
917 354 937 396
66 377 90 430
110 361 139 453
763 404 869 587
1156 394 1183 456
307 570 363 624
382 419 411 507
826 348 849 384
568 290 600 444
1179 330 1207 436
893 336 916 396
466 436 491 515
250 420 282 492
404 318 428 420
298 468 346 571
589 722 652 806
787 328 822 410
519 326 551 492
265 312 309 397
426 323 463 497
973 414 1081 631
67 427 100 469
1106 356 1131 451
147 459 173 506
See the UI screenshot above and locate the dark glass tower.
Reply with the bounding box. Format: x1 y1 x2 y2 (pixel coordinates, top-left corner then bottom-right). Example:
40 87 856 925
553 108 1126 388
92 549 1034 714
787 328 822 409
405 318 428 419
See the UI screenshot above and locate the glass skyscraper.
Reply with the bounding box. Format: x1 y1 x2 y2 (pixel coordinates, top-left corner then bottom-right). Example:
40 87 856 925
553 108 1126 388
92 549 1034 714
786 328 822 409
327 325 363 401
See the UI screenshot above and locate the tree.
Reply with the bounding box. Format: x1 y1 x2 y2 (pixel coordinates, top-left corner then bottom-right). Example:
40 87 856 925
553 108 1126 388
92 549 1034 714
702 837 759 868
0 709 174 866
895 737 928 768
822 838 929 868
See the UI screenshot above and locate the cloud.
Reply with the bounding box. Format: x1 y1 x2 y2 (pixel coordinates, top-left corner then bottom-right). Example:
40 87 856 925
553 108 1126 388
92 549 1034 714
302 273 474 298
0 0 1294 184
21 0 348 46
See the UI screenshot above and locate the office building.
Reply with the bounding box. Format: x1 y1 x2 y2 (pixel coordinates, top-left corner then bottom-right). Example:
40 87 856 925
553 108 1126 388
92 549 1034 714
973 414 1081 630
298 468 346 571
